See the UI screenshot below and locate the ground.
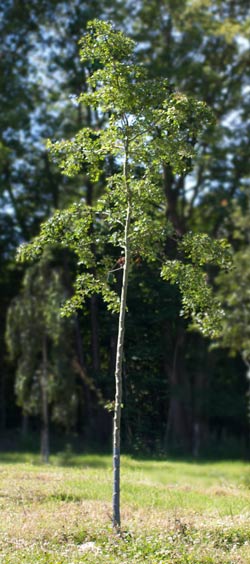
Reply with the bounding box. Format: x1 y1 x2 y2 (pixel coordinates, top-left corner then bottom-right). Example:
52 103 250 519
1 452 250 563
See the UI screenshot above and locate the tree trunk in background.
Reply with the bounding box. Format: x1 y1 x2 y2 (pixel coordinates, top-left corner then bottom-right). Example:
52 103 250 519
21 413 29 438
41 336 49 464
163 165 186 236
86 177 101 378
163 166 192 450
75 316 93 438
164 325 191 451
190 338 209 457
85 177 102 441
90 294 100 374
0 372 6 433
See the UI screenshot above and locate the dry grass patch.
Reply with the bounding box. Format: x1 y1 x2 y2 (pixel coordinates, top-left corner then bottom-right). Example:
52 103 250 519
1 456 250 563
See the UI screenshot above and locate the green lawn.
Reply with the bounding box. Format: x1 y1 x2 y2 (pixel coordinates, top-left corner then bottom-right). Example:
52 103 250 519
1 453 250 562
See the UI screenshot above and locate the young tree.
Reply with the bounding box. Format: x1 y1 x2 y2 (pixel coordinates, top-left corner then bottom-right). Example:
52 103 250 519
18 20 228 527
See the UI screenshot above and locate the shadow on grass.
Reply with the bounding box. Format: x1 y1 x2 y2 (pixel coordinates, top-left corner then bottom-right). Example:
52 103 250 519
128 435 250 465
0 431 111 467
0 452 111 468
0 430 249 467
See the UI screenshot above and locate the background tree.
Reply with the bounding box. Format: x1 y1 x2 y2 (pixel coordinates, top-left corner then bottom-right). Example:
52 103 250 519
211 192 250 439
0 0 124 439
125 0 250 449
6 254 77 462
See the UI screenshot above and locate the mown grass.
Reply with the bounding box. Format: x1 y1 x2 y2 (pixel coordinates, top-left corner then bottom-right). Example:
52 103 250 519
1 452 250 562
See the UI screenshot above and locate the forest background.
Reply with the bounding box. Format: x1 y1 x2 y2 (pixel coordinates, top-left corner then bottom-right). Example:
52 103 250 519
1 0 250 459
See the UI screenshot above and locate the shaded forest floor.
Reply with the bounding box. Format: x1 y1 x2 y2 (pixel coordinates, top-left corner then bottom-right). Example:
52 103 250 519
1 453 250 562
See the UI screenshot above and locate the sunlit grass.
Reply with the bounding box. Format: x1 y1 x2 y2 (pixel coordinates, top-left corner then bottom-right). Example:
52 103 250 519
1 453 250 562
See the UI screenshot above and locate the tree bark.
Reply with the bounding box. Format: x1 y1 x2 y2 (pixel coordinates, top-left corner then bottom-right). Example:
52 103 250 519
163 165 186 236
0 372 6 433
85 178 101 377
74 316 93 432
164 325 191 451
163 165 192 451
21 413 29 438
90 294 100 374
41 335 49 464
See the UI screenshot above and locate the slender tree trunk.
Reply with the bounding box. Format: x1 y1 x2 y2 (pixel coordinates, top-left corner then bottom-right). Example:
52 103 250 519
112 141 131 529
163 165 191 451
41 336 49 464
21 413 29 438
75 316 93 433
86 178 101 377
164 327 191 451
90 294 100 373
0 372 6 433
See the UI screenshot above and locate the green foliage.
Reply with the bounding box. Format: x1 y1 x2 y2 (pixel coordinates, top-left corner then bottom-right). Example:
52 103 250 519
62 272 121 317
179 233 232 267
161 234 232 338
19 20 215 326
18 204 95 266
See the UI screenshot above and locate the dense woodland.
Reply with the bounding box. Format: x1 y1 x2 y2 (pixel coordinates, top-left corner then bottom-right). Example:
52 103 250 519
1 0 250 458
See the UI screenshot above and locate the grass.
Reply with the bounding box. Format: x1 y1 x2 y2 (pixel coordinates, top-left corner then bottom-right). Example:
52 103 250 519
1 452 250 562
